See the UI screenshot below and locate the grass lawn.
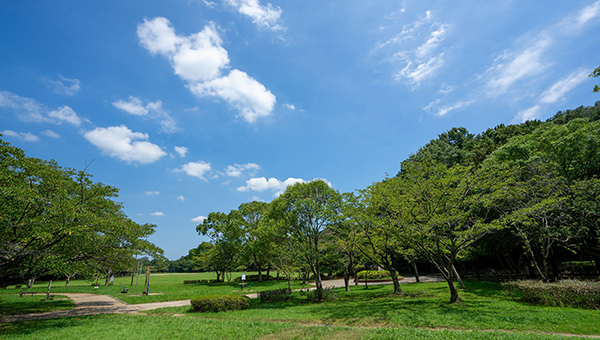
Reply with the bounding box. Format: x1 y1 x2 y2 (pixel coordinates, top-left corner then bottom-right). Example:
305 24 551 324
0 294 74 316
0 272 308 304
2 276 599 339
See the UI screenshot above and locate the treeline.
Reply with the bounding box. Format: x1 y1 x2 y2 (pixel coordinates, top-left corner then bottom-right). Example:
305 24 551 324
0 138 163 287
190 101 600 303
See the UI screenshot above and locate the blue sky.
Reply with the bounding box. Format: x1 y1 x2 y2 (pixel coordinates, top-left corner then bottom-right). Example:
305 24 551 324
1 0 599 260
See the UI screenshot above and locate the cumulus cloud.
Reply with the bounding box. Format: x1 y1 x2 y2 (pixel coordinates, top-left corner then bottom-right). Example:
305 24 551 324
174 146 188 157
1 130 40 142
113 96 148 115
236 177 306 196
177 195 185 201
137 17 276 123
188 69 276 122
192 215 207 223
223 0 284 31
174 161 213 180
41 130 60 138
84 125 167 164
47 75 81 96
225 163 260 177
48 106 84 126
145 191 160 195
150 212 165 216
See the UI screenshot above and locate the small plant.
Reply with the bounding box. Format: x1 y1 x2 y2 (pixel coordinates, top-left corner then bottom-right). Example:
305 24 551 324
503 279 600 309
258 288 293 303
299 287 338 302
190 295 251 313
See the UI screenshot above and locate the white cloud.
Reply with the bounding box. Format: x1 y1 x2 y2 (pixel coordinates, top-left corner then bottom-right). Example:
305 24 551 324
137 17 276 122
223 0 284 31
251 196 264 202
145 191 160 195
41 130 60 138
225 163 260 177
284 103 295 110
84 125 167 164
150 211 165 216
48 106 83 126
47 75 81 96
174 161 213 180
513 105 542 123
425 100 474 117
174 146 188 157
237 177 305 196
184 106 200 112
177 195 185 201
396 55 445 85
559 1 600 32
416 24 449 59
113 96 148 116
188 69 276 123
191 215 207 223
1 130 40 142
0 91 49 123
203 0 217 8
539 69 589 104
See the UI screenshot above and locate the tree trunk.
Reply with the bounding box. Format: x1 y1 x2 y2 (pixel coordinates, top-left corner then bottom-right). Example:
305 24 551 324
104 269 112 287
216 271 221 282
411 259 420 283
343 267 350 292
255 254 263 283
388 266 402 295
452 264 466 289
65 275 71 287
287 274 292 293
448 278 462 303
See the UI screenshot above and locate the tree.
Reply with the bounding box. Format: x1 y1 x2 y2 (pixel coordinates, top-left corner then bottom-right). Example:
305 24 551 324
276 180 342 292
0 137 162 286
238 201 273 282
196 211 243 282
590 66 600 93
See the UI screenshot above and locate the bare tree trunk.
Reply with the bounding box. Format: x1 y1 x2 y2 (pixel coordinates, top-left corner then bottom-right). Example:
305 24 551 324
411 258 420 283
343 267 350 292
452 264 465 289
389 266 402 295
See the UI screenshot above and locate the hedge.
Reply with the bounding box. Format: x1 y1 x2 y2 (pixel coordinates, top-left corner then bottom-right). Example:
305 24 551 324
258 288 293 303
233 274 275 282
503 280 600 309
356 270 402 280
183 279 219 284
190 295 251 313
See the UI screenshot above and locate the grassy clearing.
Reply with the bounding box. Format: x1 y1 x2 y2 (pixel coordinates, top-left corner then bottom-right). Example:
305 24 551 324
0 294 74 316
0 313 577 339
0 272 307 304
146 281 600 336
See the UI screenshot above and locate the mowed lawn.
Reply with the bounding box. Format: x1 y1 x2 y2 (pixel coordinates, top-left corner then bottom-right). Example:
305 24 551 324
2 275 600 339
0 272 309 304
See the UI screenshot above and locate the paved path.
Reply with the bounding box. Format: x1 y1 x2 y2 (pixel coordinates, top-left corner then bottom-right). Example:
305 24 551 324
1 275 443 323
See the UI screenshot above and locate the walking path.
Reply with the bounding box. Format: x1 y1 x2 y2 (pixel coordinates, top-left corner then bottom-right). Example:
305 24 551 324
1 275 443 323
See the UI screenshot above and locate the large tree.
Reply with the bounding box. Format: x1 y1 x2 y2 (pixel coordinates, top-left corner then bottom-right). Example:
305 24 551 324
276 180 342 292
0 137 162 286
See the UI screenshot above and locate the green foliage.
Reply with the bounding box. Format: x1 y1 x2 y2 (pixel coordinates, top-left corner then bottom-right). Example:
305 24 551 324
504 280 600 309
190 294 251 313
356 270 401 280
560 261 599 275
0 137 162 286
183 279 219 284
258 288 293 303
233 274 275 282
590 66 600 93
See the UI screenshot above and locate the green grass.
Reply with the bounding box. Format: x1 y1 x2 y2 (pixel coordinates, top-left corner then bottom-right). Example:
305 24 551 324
0 294 74 316
2 276 600 339
0 272 307 304
0 313 576 339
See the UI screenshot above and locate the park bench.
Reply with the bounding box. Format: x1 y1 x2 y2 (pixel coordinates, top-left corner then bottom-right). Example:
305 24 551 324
19 290 35 297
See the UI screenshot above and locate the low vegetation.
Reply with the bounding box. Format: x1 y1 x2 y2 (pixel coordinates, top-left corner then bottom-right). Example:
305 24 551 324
504 280 600 309
190 294 251 313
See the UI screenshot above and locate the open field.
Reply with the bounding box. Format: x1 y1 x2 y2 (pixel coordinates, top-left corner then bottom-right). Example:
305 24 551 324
2 274 600 339
0 272 309 304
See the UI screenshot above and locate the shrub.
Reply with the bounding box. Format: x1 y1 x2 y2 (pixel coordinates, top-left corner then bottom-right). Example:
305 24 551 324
356 270 402 280
503 280 600 309
183 279 219 284
190 295 251 313
258 288 293 303
300 287 338 302
560 261 599 275
233 274 275 283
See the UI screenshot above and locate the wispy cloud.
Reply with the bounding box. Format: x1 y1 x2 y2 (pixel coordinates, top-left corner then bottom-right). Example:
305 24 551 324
150 211 165 216
223 0 284 31
0 91 87 125
113 96 178 133
225 163 260 177
1 130 40 142
145 191 160 195
46 75 81 96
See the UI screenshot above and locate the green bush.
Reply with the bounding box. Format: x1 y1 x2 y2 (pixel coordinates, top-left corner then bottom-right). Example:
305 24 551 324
300 287 338 302
190 295 251 313
356 270 402 280
233 274 275 282
560 261 599 275
258 288 293 303
183 279 219 284
503 280 600 309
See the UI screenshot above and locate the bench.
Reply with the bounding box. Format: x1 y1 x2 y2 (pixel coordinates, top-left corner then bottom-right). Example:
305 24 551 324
19 290 36 297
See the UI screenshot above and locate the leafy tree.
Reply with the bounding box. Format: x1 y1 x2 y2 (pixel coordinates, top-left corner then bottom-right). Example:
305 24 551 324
591 66 600 93
0 137 162 286
196 211 243 282
276 180 342 292
238 201 273 282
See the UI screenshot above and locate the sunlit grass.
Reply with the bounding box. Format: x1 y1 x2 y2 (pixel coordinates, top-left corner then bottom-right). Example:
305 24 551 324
0 294 74 316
